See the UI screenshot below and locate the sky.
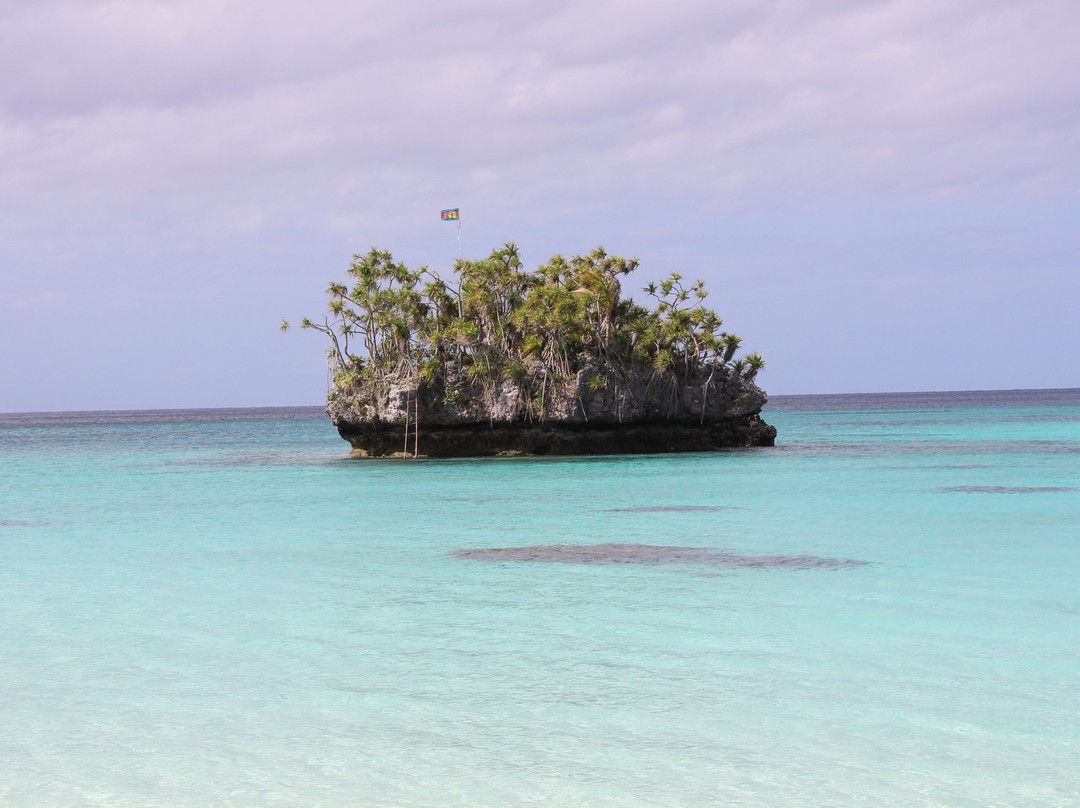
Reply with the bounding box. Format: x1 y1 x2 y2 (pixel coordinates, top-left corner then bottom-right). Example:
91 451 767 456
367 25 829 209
1 0 1078 412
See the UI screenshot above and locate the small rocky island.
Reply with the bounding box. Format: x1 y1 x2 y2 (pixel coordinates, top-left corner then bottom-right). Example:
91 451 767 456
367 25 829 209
285 244 776 457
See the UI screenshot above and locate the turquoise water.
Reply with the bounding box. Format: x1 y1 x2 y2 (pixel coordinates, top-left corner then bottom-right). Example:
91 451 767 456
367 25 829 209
1 391 1078 807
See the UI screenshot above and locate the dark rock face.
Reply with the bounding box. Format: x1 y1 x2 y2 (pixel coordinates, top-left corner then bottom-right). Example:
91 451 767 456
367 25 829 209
328 363 776 457
452 544 867 569
333 414 775 458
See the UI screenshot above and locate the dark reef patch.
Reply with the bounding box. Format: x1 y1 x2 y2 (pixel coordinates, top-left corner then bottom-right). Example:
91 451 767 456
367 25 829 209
935 486 1077 494
452 543 867 569
923 464 998 470
610 505 738 513
0 520 49 528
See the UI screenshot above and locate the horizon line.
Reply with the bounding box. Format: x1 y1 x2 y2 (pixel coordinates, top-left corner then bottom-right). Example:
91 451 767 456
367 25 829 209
3 386 1079 418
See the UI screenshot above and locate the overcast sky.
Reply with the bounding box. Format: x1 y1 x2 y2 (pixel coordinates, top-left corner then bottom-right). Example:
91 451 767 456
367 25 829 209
2 0 1078 412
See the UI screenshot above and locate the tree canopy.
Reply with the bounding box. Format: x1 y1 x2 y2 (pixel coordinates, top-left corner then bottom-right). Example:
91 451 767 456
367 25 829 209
284 243 764 416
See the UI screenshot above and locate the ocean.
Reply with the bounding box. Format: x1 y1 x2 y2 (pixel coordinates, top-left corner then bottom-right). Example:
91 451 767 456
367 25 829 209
1 389 1077 807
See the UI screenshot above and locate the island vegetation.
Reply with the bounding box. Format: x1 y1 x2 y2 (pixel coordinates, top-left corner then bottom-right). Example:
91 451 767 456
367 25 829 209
284 243 775 456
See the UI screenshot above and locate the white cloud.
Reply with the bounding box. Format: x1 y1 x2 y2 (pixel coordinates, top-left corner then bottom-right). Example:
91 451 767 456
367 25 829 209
6 290 67 309
3 0 1076 226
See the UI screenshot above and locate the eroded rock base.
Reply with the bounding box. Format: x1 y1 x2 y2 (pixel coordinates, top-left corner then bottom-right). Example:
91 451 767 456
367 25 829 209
338 415 776 458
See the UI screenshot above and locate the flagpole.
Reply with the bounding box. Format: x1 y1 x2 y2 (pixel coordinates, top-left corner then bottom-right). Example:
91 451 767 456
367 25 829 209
442 208 464 318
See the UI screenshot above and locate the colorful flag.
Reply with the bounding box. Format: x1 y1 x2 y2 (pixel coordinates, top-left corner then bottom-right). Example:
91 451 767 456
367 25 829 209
440 208 460 221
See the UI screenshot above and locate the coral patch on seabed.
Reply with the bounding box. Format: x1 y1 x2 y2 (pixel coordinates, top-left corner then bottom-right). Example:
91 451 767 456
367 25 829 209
452 543 868 569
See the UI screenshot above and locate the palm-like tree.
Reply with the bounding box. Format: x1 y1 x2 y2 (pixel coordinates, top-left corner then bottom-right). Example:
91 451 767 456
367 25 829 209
743 353 765 382
721 334 742 363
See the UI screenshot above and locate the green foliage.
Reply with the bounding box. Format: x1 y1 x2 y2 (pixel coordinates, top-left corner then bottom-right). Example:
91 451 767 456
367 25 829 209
586 372 607 391
443 387 467 408
286 243 762 413
743 352 766 382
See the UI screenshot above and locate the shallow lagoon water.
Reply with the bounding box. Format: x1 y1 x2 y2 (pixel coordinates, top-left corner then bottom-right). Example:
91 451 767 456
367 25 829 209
1 391 1078 807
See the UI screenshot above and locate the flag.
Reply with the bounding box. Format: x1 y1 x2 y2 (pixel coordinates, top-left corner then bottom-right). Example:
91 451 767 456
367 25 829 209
441 208 460 221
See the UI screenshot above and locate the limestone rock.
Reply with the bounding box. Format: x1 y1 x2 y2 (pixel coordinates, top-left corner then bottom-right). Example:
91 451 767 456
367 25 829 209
326 361 776 457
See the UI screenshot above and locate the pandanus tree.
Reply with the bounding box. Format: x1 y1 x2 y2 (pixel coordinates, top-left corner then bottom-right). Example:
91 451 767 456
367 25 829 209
721 334 743 363
743 352 766 382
